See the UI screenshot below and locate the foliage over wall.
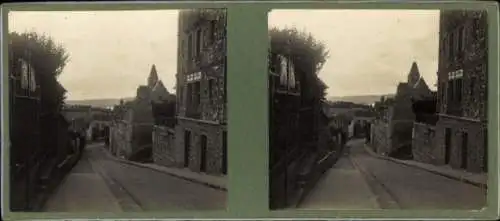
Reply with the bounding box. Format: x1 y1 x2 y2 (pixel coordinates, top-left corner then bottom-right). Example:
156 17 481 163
269 27 330 100
9 31 69 114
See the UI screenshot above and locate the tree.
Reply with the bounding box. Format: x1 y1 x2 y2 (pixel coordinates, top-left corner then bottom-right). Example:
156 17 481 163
9 31 69 114
269 27 330 100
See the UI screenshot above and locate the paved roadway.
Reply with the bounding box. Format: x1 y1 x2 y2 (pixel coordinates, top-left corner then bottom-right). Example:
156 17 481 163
300 139 487 210
44 143 226 212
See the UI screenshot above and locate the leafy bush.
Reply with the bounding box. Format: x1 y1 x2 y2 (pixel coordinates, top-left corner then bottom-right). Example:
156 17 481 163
269 27 329 100
9 31 69 114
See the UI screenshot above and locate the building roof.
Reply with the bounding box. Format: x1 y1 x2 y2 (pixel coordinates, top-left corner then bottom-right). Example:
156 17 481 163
151 80 172 103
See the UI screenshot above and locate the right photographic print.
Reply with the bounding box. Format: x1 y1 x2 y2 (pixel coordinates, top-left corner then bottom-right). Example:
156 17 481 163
268 9 488 210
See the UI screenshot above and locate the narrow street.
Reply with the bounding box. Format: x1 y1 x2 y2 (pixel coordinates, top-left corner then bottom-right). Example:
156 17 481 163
299 139 487 210
44 143 226 212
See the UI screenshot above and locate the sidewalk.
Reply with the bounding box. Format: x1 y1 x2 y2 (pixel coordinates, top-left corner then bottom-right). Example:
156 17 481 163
363 144 487 189
298 156 380 210
100 146 227 191
43 156 122 212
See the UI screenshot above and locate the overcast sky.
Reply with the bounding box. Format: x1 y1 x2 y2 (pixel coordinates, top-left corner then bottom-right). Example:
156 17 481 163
269 9 440 97
9 10 439 100
9 10 179 101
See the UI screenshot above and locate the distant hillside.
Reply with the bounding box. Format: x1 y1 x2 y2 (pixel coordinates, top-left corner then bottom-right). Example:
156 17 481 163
65 97 134 108
327 94 395 105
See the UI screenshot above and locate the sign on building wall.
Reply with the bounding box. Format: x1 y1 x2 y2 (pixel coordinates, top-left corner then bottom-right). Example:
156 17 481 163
187 71 202 83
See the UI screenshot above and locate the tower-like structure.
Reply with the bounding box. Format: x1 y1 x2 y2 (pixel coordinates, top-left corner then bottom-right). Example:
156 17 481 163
175 9 227 175
148 64 159 89
407 61 421 87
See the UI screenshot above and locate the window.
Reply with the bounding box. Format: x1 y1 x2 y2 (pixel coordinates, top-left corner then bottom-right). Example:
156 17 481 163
210 20 216 43
186 83 193 105
449 32 455 57
456 78 463 102
194 81 201 106
470 77 476 96
19 59 29 90
187 34 193 60
457 27 464 53
461 26 468 51
195 29 202 58
440 82 446 103
208 79 215 102
443 34 449 58
181 39 185 59
223 57 227 103
447 80 454 102
28 64 36 92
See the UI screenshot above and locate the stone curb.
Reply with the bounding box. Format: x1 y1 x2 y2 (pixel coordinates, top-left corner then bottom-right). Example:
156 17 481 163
363 144 487 189
100 146 227 191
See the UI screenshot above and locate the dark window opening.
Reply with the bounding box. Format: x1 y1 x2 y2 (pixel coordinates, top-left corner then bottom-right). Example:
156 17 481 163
440 82 446 104
484 129 488 172
458 27 464 52
447 80 454 102
187 34 193 60
195 29 202 58
461 132 468 170
184 130 191 167
456 78 463 102
194 81 201 106
445 128 452 164
449 32 455 57
186 83 193 106
470 77 476 96
210 20 216 43
222 131 227 175
223 57 227 103
208 79 215 102
200 135 208 172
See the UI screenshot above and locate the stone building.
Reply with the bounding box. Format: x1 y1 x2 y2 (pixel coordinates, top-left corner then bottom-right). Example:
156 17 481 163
431 10 488 173
110 65 172 161
370 62 434 157
172 9 227 175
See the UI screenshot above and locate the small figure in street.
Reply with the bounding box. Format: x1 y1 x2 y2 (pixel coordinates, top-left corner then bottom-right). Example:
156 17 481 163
78 128 86 157
68 129 80 156
365 122 371 144
104 125 110 147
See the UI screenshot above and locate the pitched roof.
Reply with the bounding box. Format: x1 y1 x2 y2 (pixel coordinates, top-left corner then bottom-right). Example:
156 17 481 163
151 80 171 102
148 64 159 88
407 61 421 87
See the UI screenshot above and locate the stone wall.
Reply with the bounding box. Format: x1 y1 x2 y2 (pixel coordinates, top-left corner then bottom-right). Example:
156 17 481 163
412 122 437 164
370 121 391 155
390 120 414 151
175 117 226 175
434 115 486 173
110 121 132 158
152 125 177 167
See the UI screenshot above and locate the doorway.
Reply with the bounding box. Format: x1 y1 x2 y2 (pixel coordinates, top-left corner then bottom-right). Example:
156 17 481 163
461 132 468 170
200 135 208 172
184 130 191 167
222 131 227 175
444 128 451 164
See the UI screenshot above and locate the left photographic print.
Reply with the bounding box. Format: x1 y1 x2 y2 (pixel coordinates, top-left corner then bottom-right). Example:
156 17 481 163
6 9 227 212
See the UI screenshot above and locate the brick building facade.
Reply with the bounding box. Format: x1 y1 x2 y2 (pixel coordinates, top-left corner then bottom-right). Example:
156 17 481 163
173 9 227 175
433 10 488 173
